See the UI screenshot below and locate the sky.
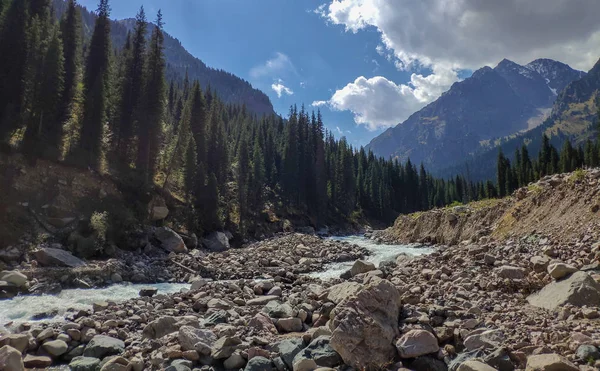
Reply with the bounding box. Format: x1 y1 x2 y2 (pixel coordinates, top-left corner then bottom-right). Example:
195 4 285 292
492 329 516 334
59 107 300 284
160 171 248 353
78 0 600 147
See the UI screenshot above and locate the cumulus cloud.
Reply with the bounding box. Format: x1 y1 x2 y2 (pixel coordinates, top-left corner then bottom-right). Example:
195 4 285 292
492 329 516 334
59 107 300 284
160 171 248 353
271 80 294 98
319 0 600 71
250 52 296 79
315 66 458 130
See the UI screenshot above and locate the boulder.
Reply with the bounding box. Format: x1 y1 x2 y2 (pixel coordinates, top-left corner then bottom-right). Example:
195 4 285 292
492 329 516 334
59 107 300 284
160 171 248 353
247 295 281 306
178 326 216 351
143 316 179 339
23 355 52 368
547 263 577 280
212 336 242 359
248 313 278 334
329 279 401 370
293 358 318 371
0 334 29 353
139 287 158 297
495 266 526 280
203 231 231 252
70 356 102 371
326 282 364 305
530 256 550 273
464 330 505 351
350 260 376 277
155 227 187 253
277 317 303 333
274 338 304 370
457 360 496 371
42 339 68 357
34 247 86 267
224 352 246 369
576 344 600 361
0 247 21 262
483 348 514 371
396 330 439 359
527 271 600 310
83 335 125 358
525 354 578 370
151 206 169 221
293 336 342 368
0 271 27 287
245 356 274 371
0 345 23 371
263 301 294 319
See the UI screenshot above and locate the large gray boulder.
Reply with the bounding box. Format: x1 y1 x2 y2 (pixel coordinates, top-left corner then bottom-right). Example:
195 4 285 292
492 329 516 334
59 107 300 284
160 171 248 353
329 279 401 369
155 227 187 253
527 271 600 311
326 282 364 305
0 345 23 371
350 260 376 276
83 335 124 358
34 248 86 268
203 231 230 252
0 271 27 288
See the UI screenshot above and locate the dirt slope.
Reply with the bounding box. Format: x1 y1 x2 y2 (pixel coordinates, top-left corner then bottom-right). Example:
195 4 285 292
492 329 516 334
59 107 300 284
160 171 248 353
377 169 600 245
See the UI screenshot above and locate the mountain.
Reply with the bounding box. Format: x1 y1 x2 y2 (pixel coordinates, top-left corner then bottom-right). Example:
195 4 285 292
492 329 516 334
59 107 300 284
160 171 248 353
366 59 585 172
438 58 600 181
52 0 274 116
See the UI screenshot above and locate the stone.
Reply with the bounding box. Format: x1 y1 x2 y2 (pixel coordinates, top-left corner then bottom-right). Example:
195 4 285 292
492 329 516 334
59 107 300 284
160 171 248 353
275 338 304 370
527 271 600 310
212 336 242 359
547 263 578 280
277 317 303 333
245 356 274 371
248 312 278 334
165 365 191 371
83 335 125 358
69 356 102 371
203 231 231 252
293 336 342 368
495 265 526 280
143 316 179 339
0 334 29 353
0 345 23 371
224 352 246 369
484 348 514 371
178 326 216 351
42 339 68 357
0 271 27 287
37 327 56 341
155 227 187 253
350 260 376 276
247 295 281 306
448 350 486 371
34 247 86 267
0 246 21 262
525 354 578 371
203 310 229 326
576 344 600 361
457 360 496 371
293 358 318 371
263 301 294 319
190 278 209 290
139 287 158 297
326 282 364 305
464 330 505 351
23 355 52 368
110 273 123 283
396 330 440 358
329 279 401 370
530 256 550 273
151 206 169 221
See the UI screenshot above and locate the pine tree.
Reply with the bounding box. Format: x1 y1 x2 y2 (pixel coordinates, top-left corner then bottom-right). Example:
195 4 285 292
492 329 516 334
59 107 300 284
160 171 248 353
116 6 146 163
78 0 111 169
59 0 82 123
497 149 507 197
137 10 166 184
0 0 30 143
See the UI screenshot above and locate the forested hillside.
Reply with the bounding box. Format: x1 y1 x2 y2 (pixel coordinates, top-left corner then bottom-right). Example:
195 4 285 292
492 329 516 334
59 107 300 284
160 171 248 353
51 0 275 116
0 0 504 245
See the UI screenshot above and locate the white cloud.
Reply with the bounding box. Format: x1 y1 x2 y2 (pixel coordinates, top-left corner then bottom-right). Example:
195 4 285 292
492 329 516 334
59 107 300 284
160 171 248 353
319 0 600 71
271 80 294 98
312 100 328 107
250 52 296 79
316 66 458 130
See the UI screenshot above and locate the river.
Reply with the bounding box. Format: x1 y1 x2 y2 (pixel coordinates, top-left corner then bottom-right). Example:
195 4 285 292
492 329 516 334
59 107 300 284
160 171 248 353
0 235 433 326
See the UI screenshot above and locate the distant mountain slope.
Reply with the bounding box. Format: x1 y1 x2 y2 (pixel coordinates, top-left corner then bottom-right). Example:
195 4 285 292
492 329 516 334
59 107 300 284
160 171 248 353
366 59 585 172
52 0 274 116
438 58 600 181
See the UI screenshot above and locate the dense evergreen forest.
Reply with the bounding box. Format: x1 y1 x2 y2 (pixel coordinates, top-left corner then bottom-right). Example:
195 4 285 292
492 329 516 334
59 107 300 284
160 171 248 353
3 0 574 239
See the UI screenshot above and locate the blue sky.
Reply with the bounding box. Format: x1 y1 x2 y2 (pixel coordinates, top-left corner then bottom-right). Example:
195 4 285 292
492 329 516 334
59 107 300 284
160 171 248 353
77 0 424 147
77 0 600 147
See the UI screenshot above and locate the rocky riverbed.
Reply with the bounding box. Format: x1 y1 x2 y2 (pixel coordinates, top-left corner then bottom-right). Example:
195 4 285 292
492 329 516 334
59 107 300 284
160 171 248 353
1 231 600 371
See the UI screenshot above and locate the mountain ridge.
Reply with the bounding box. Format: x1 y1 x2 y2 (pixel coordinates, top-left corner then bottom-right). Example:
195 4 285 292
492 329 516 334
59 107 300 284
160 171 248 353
366 58 586 172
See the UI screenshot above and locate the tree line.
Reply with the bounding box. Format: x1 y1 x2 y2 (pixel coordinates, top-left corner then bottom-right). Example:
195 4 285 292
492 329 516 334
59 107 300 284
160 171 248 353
496 130 600 197
0 0 499 238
